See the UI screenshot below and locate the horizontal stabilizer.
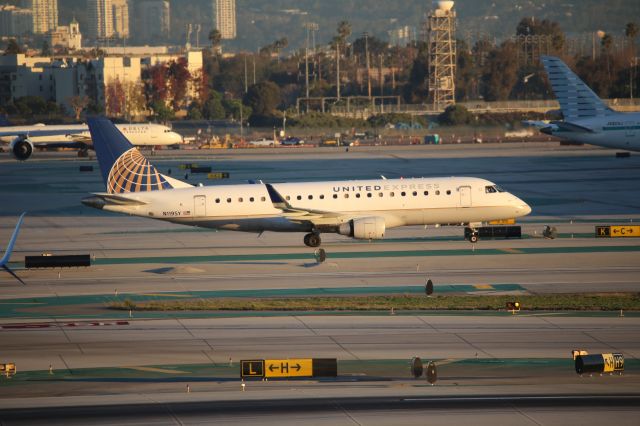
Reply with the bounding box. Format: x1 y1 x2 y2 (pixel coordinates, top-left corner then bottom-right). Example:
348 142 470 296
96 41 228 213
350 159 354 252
82 193 148 210
551 121 596 134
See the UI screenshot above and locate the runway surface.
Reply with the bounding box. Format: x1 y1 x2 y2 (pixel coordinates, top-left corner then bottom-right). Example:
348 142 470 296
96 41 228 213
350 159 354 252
1 143 639 424
2 394 640 425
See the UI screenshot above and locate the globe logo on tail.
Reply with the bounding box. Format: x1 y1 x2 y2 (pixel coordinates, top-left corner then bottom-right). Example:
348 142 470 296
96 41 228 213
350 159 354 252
107 148 172 194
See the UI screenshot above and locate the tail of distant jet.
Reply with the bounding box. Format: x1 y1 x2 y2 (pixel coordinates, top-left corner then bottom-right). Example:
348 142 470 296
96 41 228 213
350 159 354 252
87 118 190 194
1 213 26 285
541 56 614 122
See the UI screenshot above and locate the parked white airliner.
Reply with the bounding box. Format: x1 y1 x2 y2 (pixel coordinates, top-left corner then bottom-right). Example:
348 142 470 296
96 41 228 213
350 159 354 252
0 122 183 160
82 118 532 247
538 56 639 151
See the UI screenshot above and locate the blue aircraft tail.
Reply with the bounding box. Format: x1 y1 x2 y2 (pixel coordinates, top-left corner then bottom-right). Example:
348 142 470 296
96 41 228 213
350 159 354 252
541 56 613 122
1 212 26 285
87 117 173 194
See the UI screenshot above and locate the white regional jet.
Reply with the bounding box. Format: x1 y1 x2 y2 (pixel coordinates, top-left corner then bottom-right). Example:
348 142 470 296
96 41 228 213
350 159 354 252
0 122 183 160
82 118 532 247
538 56 640 151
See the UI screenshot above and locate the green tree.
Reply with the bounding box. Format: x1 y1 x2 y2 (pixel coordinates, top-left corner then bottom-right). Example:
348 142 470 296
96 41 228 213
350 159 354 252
151 100 175 122
222 98 252 121
455 39 476 101
480 42 519 101
41 40 51 56
352 35 387 57
243 81 281 117
516 17 565 52
438 104 472 126
403 48 429 103
337 21 352 44
4 39 22 55
202 91 225 119
601 33 614 53
186 102 203 120
209 29 222 54
625 22 638 55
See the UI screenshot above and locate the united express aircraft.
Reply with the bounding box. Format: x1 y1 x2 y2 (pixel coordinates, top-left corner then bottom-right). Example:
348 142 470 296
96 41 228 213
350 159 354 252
539 56 639 151
82 118 532 247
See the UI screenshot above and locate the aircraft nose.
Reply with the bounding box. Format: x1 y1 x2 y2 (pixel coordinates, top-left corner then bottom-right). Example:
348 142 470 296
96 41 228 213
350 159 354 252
515 201 532 216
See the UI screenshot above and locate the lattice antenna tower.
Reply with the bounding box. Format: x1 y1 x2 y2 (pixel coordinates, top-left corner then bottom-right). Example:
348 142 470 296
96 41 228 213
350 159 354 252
428 1 457 109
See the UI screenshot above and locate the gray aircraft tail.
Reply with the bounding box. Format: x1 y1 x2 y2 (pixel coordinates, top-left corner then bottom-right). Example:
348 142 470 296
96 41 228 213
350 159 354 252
541 56 613 122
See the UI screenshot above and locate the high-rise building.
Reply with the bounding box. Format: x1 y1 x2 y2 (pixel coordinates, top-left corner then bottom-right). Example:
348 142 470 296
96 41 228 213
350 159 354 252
111 0 129 39
0 5 33 37
213 0 236 40
87 0 113 40
138 0 170 42
25 0 58 34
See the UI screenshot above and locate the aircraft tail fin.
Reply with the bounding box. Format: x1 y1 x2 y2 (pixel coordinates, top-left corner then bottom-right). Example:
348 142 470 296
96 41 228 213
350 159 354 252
1 212 26 285
87 117 189 194
541 56 613 122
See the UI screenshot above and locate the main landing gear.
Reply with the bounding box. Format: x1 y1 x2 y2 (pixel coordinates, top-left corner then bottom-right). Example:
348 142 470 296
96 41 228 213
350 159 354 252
468 229 479 244
304 233 322 248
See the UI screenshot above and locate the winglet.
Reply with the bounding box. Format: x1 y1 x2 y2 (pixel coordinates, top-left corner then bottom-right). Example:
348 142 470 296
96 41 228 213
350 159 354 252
1 212 26 285
265 184 290 210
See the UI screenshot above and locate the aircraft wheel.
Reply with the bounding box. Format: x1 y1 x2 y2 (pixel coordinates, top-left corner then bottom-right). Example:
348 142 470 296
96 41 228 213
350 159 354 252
469 233 478 244
304 233 321 248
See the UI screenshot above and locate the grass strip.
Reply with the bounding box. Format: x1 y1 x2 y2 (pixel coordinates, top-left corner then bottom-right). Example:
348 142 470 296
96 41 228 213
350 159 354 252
109 294 640 312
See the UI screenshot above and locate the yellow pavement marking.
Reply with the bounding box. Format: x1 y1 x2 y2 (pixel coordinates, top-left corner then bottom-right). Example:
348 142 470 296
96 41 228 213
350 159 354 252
501 248 524 254
127 366 190 374
474 285 494 290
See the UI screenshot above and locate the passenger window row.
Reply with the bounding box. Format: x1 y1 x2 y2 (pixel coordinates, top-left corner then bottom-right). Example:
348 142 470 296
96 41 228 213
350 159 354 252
284 190 453 201
215 197 267 204
214 189 456 205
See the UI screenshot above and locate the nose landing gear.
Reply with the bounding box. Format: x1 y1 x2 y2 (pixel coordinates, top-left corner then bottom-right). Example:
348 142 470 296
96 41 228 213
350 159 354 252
304 233 322 248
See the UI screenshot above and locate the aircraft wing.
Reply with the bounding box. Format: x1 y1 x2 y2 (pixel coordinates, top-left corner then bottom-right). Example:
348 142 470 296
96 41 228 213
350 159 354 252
265 184 343 222
82 193 149 210
0 125 88 139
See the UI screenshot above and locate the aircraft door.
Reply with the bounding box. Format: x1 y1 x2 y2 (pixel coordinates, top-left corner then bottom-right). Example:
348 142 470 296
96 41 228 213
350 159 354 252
459 186 472 207
194 195 207 217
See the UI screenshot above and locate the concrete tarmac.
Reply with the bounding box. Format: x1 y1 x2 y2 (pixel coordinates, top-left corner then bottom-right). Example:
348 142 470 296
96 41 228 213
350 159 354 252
1 143 639 424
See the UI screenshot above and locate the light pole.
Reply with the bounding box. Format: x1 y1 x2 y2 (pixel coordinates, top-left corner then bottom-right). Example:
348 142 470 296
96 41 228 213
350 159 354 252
303 23 318 100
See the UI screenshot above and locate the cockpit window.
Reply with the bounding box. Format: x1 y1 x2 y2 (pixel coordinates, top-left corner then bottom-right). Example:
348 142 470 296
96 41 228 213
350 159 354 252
486 185 505 193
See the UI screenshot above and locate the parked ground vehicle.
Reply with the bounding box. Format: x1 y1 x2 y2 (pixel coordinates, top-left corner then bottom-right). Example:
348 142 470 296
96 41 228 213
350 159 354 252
248 137 277 147
281 137 305 146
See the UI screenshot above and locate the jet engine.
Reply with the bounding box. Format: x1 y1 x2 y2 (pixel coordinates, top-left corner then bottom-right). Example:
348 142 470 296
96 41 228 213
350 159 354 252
10 137 34 161
339 217 386 240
